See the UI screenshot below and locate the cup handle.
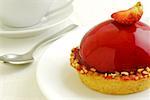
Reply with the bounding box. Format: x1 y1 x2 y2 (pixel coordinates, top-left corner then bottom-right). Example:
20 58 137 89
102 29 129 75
45 0 74 17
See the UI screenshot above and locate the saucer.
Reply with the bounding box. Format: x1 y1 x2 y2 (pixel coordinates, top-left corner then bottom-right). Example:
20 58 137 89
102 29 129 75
0 0 73 38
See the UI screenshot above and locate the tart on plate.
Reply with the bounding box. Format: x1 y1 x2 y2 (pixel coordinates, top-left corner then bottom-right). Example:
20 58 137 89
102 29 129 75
70 2 150 95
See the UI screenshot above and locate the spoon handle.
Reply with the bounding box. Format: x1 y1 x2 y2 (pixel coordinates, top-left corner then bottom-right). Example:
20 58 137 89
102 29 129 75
26 24 78 55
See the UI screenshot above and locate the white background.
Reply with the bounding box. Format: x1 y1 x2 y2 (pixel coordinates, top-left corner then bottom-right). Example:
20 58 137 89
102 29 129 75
0 0 149 100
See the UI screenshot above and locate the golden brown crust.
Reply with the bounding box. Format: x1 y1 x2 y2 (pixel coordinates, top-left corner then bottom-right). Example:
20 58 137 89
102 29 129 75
79 71 150 95
70 47 150 94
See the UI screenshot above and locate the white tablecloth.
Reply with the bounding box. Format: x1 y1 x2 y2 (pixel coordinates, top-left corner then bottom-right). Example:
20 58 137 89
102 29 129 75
0 0 149 100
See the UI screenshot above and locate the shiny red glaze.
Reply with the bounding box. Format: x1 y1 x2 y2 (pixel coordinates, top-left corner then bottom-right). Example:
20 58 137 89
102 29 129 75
79 20 150 73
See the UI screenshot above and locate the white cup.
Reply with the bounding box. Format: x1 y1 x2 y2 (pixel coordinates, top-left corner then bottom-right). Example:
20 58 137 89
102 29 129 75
0 0 73 27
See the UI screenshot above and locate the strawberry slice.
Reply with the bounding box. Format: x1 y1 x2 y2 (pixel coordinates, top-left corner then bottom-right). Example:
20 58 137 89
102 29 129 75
111 2 143 25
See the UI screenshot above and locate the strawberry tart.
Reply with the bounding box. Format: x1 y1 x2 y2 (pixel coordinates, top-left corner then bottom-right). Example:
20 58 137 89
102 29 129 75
70 2 150 94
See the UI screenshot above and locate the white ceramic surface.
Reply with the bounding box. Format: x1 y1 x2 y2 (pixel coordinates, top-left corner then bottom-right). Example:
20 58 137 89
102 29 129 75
0 0 54 27
0 0 73 27
0 0 73 38
36 27 150 100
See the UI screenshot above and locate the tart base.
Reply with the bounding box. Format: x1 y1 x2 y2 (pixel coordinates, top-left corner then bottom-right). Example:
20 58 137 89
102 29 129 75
79 71 150 95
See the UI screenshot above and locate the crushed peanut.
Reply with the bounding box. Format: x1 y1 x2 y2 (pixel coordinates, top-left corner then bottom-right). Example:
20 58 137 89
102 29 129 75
130 71 134 75
104 73 108 77
137 68 144 73
110 73 116 78
80 70 84 74
142 71 149 75
90 68 96 72
115 71 120 76
83 68 88 73
146 67 150 72
121 72 129 76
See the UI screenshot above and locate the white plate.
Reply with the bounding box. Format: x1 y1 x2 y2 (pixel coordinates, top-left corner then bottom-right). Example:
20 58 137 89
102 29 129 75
36 27 150 100
0 0 73 38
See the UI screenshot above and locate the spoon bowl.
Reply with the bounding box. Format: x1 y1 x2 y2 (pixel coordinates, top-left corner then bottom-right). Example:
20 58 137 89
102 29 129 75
0 54 34 64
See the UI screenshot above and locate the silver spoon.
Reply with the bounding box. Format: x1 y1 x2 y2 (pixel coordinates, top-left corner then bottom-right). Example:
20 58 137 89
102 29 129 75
0 24 78 65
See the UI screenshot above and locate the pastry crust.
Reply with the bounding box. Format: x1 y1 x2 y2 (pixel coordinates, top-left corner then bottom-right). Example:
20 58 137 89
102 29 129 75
79 71 150 95
70 47 150 95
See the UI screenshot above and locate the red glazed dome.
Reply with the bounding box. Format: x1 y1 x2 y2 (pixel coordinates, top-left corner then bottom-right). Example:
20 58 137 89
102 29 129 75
79 20 150 73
